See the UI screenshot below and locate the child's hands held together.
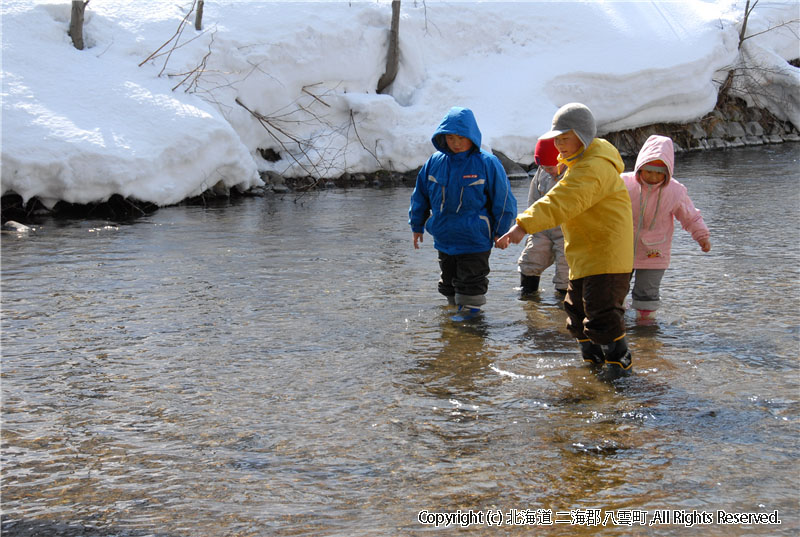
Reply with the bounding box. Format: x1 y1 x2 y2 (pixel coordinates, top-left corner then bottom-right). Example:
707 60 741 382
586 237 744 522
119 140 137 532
495 224 527 249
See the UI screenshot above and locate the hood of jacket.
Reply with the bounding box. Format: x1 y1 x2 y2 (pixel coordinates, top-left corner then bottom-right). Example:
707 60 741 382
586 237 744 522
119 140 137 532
431 107 482 155
634 135 675 183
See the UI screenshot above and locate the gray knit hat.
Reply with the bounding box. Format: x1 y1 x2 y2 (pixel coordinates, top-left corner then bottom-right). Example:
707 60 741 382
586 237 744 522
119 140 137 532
539 102 597 149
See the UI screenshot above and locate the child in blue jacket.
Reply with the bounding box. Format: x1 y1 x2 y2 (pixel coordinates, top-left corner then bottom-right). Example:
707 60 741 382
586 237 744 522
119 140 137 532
409 107 517 316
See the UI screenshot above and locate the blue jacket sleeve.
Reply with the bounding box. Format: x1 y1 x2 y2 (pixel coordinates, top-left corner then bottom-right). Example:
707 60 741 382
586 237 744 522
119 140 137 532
409 162 431 233
487 157 517 237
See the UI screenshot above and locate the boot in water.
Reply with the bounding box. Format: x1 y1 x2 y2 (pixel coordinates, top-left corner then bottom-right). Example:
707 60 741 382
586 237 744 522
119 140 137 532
520 274 540 298
598 337 633 381
451 304 481 321
635 309 656 324
578 339 604 370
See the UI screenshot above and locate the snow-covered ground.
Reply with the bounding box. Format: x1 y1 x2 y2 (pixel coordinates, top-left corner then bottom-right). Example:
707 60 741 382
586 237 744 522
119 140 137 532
1 0 798 208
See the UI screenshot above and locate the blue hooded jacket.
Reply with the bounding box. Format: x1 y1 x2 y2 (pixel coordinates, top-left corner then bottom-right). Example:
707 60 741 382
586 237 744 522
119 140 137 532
409 107 517 255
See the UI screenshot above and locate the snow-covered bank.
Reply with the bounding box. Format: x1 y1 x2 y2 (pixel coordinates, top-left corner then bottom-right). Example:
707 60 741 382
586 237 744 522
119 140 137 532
1 1 798 209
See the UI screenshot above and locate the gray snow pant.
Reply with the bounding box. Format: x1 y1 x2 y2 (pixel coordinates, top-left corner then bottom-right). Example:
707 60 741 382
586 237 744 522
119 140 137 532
517 227 569 290
631 268 666 311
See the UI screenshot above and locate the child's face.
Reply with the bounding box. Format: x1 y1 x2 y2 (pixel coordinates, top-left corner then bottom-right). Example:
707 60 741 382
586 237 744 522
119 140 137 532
640 169 667 185
553 131 582 159
445 134 473 154
639 160 668 185
541 165 559 177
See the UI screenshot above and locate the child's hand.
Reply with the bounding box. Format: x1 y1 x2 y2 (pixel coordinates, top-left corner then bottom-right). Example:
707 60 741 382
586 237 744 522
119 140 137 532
413 232 424 249
699 238 711 252
496 224 526 249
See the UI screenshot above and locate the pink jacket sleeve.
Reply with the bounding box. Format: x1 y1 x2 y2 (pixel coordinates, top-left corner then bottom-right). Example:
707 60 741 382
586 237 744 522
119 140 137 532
673 186 709 244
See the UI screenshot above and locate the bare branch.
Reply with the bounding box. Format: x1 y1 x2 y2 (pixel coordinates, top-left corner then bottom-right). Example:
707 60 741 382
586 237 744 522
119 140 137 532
141 2 392 184
235 98 324 178
741 19 800 43
168 31 216 92
139 0 197 68
349 111 383 168
301 86 332 108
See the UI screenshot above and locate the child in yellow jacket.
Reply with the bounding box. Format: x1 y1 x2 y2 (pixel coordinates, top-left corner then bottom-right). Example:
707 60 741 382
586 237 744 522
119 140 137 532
497 103 634 380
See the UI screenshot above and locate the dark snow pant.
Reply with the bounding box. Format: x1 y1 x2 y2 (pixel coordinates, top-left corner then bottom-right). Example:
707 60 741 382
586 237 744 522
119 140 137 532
437 250 491 307
564 272 631 345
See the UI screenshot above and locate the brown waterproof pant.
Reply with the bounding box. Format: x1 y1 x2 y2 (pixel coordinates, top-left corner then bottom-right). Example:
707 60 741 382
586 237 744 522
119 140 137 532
564 273 631 345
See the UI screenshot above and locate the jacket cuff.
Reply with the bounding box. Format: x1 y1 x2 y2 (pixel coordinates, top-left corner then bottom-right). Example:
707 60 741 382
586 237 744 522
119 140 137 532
516 215 531 233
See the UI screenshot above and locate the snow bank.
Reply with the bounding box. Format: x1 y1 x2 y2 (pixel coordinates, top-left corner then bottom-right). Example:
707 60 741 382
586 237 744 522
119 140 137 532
1 0 798 208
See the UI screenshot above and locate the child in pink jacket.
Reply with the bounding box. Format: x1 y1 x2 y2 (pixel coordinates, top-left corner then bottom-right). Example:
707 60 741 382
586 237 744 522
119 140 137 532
622 135 711 321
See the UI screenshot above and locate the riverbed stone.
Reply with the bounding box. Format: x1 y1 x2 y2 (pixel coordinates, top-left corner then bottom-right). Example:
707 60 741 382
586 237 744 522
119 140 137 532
744 136 763 145
709 121 728 139
1 220 31 232
261 170 290 193
493 149 529 181
210 180 230 197
607 132 639 156
729 137 746 148
725 107 745 122
688 123 708 140
710 109 727 121
745 108 763 122
260 170 281 184
727 122 747 138
744 121 764 137
707 138 727 149
768 124 784 136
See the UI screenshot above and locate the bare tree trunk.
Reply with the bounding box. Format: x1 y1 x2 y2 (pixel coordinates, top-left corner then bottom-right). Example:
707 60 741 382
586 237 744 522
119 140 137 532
69 0 89 50
738 0 754 48
377 0 400 94
720 0 756 99
195 0 205 31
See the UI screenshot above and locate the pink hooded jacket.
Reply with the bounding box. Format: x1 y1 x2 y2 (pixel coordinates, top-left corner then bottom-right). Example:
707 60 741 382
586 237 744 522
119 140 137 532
622 135 710 270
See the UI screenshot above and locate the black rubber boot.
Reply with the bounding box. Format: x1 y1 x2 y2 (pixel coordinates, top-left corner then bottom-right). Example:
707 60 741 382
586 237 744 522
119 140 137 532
520 274 540 297
598 337 633 381
579 339 604 370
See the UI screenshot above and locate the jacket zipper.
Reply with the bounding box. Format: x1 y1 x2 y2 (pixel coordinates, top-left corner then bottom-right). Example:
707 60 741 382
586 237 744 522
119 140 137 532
635 183 664 256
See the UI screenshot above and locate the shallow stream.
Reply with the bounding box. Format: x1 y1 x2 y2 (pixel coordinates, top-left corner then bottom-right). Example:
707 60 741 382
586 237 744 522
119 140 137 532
2 144 799 536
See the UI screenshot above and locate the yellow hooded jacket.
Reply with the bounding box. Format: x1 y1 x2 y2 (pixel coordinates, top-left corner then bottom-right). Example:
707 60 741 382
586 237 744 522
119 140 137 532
516 138 633 280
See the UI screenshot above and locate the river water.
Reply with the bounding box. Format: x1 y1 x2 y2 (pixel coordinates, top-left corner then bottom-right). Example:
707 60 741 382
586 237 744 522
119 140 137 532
2 144 799 536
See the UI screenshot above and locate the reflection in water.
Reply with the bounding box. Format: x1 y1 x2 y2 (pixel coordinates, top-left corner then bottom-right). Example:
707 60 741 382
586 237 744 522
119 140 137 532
2 144 799 536
408 308 495 396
